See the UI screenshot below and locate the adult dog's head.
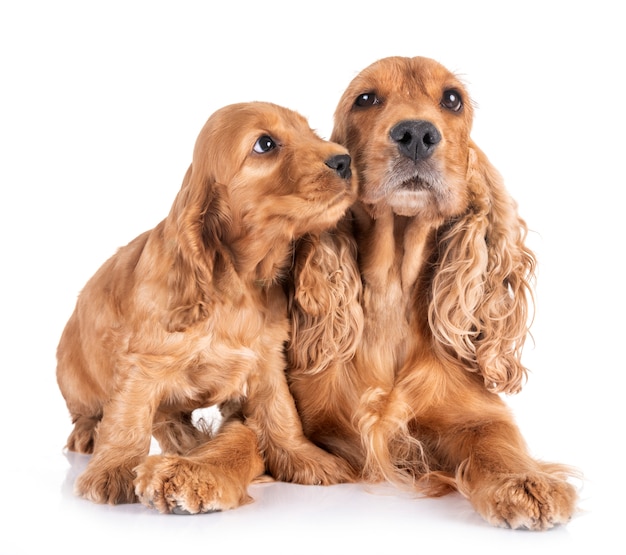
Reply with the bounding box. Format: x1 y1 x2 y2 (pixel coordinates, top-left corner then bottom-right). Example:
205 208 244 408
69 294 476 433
328 57 536 393
331 56 475 221
164 101 356 331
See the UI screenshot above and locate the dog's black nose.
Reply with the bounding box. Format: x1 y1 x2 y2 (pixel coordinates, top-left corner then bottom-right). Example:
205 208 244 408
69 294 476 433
325 154 352 180
390 120 441 161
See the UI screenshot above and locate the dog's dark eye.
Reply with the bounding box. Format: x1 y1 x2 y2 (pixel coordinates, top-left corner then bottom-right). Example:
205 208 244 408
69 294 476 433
355 93 380 108
441 89 463 112
253 135 277 153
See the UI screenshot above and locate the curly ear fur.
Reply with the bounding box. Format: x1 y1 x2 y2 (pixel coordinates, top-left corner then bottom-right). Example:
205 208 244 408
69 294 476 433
162 164 231 332
288 217 364 375
429 142 537 394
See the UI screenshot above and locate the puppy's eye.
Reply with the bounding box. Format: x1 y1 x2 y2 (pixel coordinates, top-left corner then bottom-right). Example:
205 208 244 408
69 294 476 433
441 89 463 112
253 135 277 153
354 93 380 108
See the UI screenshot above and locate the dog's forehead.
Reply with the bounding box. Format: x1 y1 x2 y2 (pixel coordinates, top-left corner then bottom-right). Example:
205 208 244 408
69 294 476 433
195 102 316 168
255 105 313 141
205 102 311 141
346 56 466 102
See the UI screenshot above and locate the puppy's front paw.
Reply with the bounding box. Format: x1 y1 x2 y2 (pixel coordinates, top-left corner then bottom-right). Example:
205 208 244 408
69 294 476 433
472 472 578 530
75 462 137 504
134 455 252 514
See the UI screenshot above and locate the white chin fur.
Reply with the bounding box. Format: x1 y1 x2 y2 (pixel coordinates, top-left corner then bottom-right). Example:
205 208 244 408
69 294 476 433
387 190 432 217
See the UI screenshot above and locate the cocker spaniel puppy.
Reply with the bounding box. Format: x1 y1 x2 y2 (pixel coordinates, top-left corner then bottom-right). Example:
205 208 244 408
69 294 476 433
56 101 356 513
287 56 579 530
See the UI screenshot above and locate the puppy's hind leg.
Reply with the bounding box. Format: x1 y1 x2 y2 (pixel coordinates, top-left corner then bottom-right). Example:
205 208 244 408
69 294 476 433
56 311 106 455
66 414 101 454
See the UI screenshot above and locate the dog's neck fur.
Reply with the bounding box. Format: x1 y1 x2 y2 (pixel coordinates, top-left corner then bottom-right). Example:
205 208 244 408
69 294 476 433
353 203 437 377
354 203 435 297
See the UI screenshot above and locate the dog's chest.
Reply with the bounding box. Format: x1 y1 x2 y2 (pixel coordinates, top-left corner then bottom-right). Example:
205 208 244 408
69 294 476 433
134 289 289 406
195 290 288 387
361 274 413 369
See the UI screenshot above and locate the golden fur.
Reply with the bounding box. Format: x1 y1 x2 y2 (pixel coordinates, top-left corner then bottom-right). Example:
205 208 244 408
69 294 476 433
286 56 579 530
56 101 356 513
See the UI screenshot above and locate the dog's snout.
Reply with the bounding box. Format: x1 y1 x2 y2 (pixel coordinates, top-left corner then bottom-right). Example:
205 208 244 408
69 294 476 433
390 120 441 162
325 154 352 180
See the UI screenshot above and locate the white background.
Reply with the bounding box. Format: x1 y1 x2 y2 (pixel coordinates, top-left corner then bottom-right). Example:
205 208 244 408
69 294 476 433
1 1 623 553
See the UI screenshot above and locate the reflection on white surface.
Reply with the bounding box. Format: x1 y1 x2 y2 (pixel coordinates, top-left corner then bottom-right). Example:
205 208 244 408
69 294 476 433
2 430 598 555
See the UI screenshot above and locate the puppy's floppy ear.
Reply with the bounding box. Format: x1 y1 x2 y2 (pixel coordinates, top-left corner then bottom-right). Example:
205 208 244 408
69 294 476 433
429 141 537 394
163 164 231 332
288 217 363 375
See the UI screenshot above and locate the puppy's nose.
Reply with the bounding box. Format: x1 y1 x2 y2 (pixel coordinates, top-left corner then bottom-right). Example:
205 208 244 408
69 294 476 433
325 154 352 180
390 120 441 161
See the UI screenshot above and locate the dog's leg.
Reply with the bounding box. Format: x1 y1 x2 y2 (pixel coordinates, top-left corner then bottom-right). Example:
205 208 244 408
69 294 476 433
244 359 356 485
73 374 158 504
65 414 101 454
448 418 579 530
134 418 265 514
405 375 579 529
56 312 105 455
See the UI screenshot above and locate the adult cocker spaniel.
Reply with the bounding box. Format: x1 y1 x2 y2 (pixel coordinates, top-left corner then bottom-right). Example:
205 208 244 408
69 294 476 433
287 56 579 530
56 101 356 513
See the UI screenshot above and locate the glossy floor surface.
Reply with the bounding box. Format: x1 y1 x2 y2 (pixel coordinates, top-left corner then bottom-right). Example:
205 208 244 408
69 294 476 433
2 424 604 555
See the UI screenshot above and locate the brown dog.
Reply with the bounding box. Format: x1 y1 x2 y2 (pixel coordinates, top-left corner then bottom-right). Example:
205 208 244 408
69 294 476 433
56 101 356 513
287 56 579 530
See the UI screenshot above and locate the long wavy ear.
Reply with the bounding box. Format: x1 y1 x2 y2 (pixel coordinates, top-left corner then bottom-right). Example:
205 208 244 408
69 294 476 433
162 164 231 332
429 141 537 394
287 217 363 375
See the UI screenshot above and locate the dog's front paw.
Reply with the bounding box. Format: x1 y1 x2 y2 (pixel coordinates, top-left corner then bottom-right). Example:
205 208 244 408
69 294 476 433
75 461 137 504
268 444 356 485
134 455 252 514
471 471 578 530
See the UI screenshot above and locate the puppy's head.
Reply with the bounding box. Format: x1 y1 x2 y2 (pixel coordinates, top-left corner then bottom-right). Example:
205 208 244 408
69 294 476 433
192 101 356 238
331 56 473 220
164 102 355 331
